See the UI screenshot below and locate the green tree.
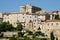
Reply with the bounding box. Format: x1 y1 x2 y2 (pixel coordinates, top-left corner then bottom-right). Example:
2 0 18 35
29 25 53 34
9 35 17 40
50 31 55 40
16 23 23 31
16 37 20 40
32 37 39 40
0 22 7 32
55 15 60 20
32 31 45 38
26 30 33 35
5 24 14 31
0 22 15 32
18 31 25 37
24 36 31 40
33 31 45 36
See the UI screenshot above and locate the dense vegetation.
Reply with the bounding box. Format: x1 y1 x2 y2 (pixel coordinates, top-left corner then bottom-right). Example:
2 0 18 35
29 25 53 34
0 22 57 40
55 15 60 20
0 22 15 32
50 31 55 40
9 36 49 40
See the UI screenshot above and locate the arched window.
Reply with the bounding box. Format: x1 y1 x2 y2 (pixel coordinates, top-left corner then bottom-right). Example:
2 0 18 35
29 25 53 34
38 27 41 30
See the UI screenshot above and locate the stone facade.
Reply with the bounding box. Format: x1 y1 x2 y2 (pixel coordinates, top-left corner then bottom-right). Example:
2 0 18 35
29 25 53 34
0 4 60 39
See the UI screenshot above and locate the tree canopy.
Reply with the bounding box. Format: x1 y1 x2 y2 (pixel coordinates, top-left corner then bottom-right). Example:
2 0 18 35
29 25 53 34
0 22 15 32
50 31 55 40
16 23 23 31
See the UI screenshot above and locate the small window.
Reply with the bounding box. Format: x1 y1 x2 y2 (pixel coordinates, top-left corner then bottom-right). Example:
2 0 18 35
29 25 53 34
23 17 24 18
51 23 53 26
35 20 36 22
47 23 49 26
34 23 35 24
35 16 37 18
48 29 49 31
56 23 58 25
24 24 25 25
33 20 36 22
30 16 31 18
38 27 41 30
23 14 24 15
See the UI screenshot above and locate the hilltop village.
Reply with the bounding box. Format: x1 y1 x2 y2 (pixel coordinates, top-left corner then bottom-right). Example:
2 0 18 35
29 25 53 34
0 4 60 40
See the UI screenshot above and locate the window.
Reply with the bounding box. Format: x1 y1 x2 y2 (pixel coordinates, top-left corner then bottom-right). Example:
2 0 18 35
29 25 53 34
33 20 36 22
34 23 35 24
48 29 49 31
38 27 41 30
23 14 24 15
35 20 36 22
30 16 31 18
51 23 53 26
47 23 49 26
56 23 58 25
35 16 37 18
23 17 24 18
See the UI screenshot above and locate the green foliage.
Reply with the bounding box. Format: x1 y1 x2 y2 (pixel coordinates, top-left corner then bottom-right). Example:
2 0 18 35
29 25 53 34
50 31 55 40
32 37 47 40
0 22 23 32
32 37 40 40
55 15 60 20
40 38 47 40
0 22 7 32
9 35 17 40
16 23 23 31
16 37 20 40
18 31 25 37
33 31 45 37
5 24 14 31
24 36 31 40
0 22 15 32
32 31 45 38
26 30 33 35
9 36 24 40
9 36 48 40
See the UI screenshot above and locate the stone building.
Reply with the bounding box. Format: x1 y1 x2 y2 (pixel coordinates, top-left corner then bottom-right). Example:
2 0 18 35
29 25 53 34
0 4 60 40
41 20 60 40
